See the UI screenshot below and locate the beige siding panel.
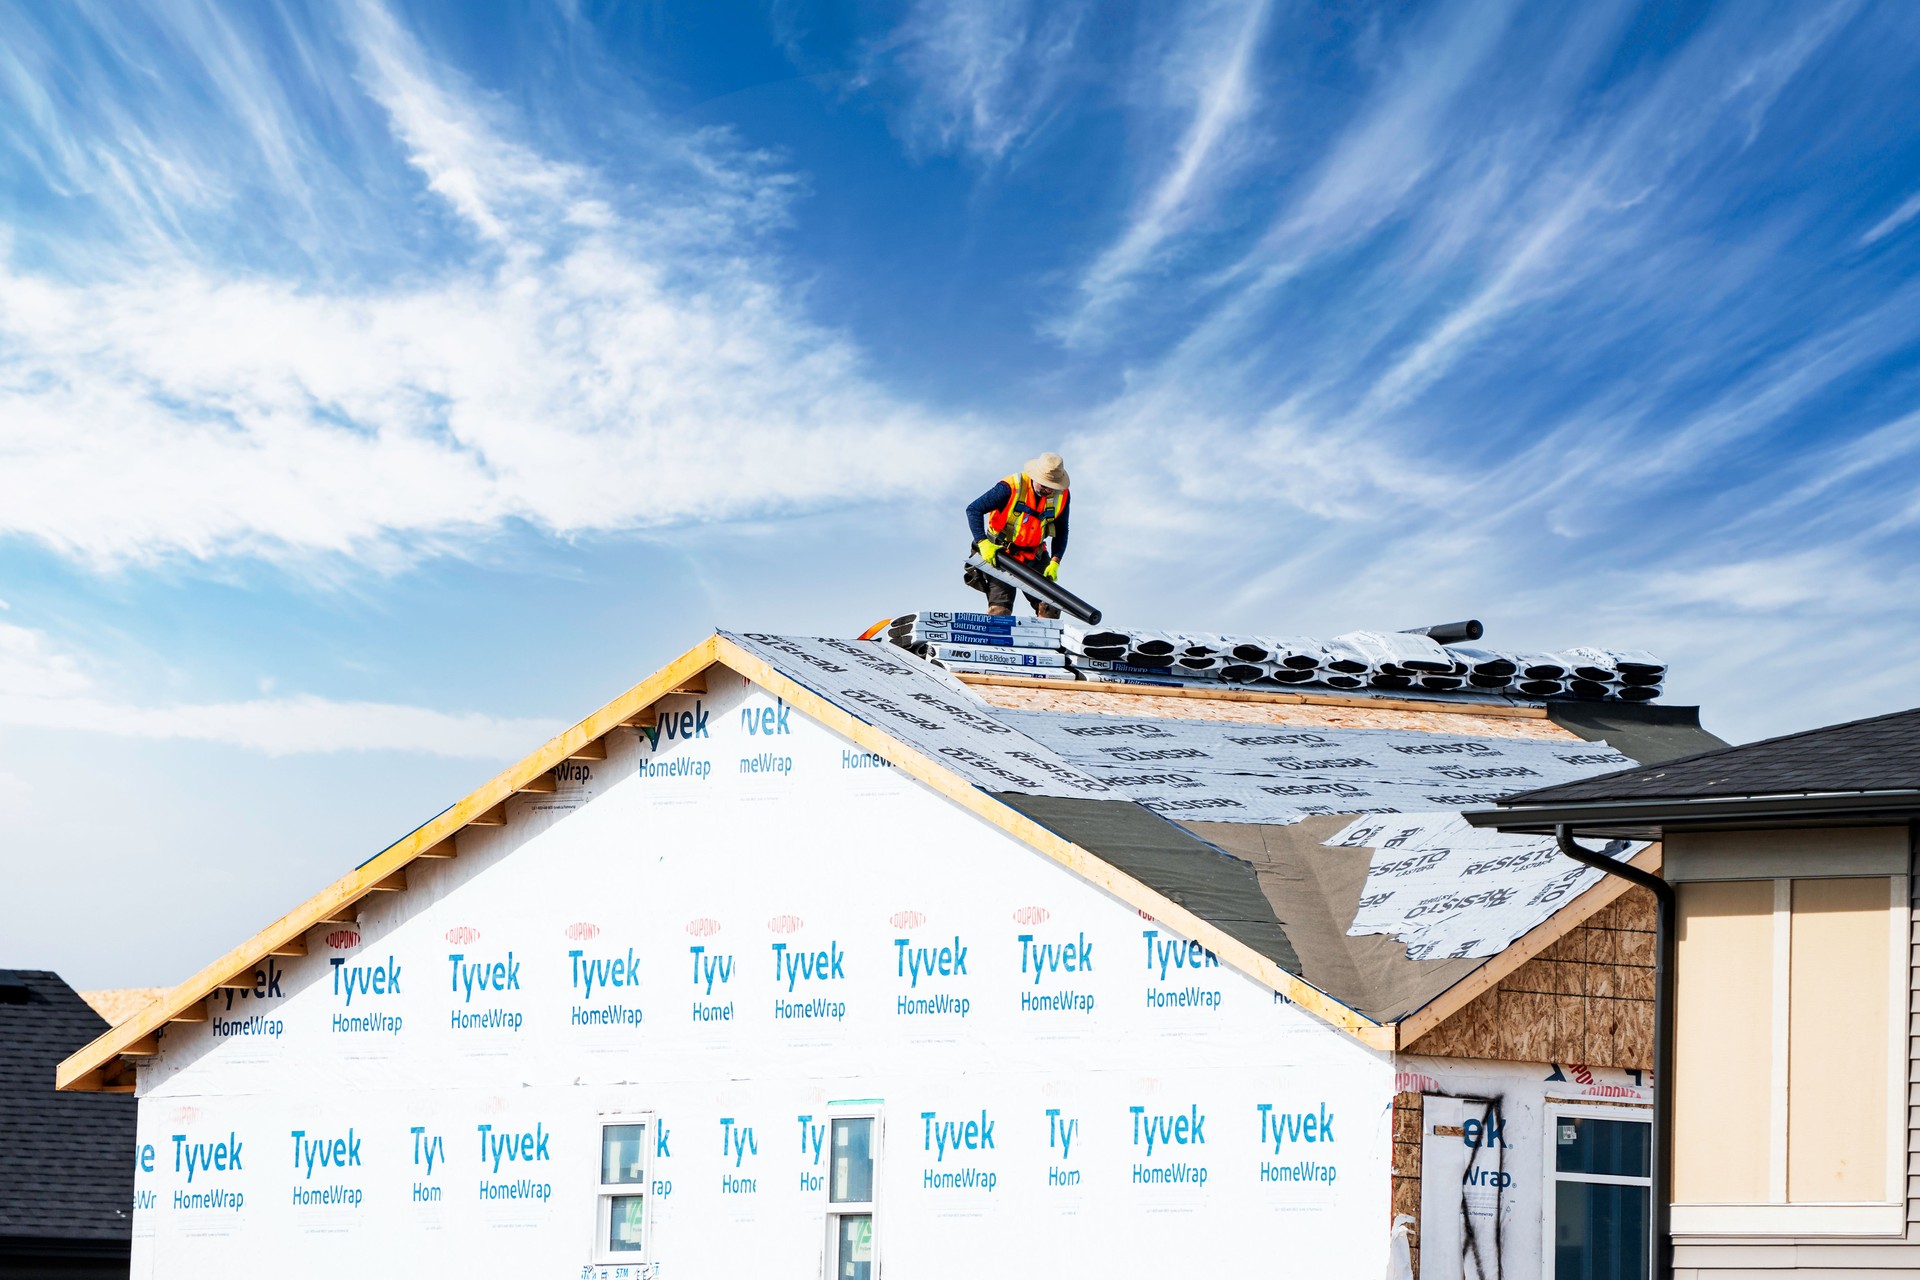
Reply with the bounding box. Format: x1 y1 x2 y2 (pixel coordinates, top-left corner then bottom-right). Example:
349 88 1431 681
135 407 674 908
1789 877 1893 1203
1676 879 1775 1203
1910 863 1919 1237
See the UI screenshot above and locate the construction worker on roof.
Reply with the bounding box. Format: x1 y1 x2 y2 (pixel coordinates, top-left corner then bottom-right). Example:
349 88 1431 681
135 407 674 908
964 452 1071 618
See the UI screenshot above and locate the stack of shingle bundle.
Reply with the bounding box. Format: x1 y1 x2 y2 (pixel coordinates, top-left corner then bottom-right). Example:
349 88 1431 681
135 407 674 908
1054 622 1666 702
886 611 1073 680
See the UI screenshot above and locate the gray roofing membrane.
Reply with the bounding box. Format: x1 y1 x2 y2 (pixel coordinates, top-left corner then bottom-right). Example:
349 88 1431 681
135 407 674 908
726 632 1657 1021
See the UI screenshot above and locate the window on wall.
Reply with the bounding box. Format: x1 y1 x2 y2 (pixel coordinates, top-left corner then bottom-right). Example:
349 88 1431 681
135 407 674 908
593 1117 652 1264
824 1112 879 1280
1547 1109 1651 1280
1673 874 1907 1235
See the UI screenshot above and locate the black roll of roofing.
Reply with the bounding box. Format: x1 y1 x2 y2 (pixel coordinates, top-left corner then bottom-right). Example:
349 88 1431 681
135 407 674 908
1321 673 1366 690
1229 641 1272 662
1370 673 1415 690
1265 669 1318 685
1567 678 1614 700
1467 672 1514 690
1075 629 1130 648
1517 677 1566 697
1449 647 1517 678
1220 662 1268 683
1617 684 1662 702
1416 674 1466 691
1130 636 1176 657
1123 651 1175 669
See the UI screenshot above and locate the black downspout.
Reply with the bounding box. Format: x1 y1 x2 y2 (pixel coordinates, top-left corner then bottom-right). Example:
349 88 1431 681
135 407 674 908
1556 824 1674 1280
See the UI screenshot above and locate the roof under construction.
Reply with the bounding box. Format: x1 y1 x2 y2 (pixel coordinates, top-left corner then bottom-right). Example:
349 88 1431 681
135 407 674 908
59 628 1721 1091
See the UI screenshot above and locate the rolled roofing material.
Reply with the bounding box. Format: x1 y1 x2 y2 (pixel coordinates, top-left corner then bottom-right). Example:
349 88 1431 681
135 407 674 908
898 612 1668 706
1127 632 1177 658
1064 624 1130 649
1317 639 1373 675
1333 629 1455 673
1510 652 1568 680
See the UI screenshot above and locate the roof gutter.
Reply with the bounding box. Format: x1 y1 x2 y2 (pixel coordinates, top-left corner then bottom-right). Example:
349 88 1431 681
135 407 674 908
1464 789 1920 837
1555 826 1674 1280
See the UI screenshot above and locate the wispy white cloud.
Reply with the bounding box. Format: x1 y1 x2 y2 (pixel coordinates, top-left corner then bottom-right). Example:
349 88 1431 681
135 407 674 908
0 622 553 757
0 1 973 569
1861 188 1920 246
1050 0 1270 346
875 0 1089 160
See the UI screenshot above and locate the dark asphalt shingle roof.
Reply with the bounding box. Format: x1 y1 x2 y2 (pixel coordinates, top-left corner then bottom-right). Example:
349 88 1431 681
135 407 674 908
1502 706 1920 807
0 971 136 1245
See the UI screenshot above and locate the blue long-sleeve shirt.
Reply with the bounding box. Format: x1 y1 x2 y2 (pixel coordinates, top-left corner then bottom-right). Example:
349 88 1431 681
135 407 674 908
966 481 1069 562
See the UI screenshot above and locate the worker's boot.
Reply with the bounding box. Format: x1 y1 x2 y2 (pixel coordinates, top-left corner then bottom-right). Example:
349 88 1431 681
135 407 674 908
1036 604 1061 620
987 604 1012 616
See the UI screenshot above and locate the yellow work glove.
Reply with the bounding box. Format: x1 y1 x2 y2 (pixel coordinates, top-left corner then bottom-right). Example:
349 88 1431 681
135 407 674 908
975 539 999 566
1043 559 1060 582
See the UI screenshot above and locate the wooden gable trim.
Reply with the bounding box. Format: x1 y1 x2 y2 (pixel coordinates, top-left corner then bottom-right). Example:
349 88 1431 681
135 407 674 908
57 637 723 1091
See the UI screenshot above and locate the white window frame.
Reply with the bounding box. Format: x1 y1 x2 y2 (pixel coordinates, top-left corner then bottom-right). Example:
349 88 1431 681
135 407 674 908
822 1106 883 1280
591 1112 654 1265
1540 1102 1653 1279
1672 873 1908 1238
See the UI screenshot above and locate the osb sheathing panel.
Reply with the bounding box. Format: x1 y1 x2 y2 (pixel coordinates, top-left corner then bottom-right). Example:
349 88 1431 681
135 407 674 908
971 685 1580 741
1405 887 1658 1069
80 988 166 1026
1391 1091 1424 1279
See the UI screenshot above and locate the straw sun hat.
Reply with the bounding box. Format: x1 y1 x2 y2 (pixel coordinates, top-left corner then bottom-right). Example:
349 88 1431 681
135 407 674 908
1023 452 1070 491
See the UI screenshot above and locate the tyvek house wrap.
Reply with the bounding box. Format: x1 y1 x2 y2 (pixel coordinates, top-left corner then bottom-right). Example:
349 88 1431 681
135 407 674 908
130 670 1395 1279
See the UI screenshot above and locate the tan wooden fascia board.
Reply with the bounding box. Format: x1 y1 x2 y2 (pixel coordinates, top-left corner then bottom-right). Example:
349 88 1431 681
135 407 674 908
955 672 1551 720
713 638 1395 1051
1389 842 1665 1050
57 636 725 1092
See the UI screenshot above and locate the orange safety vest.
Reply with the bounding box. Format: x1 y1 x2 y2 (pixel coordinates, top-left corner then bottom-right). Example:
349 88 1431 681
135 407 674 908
984 473 1068 558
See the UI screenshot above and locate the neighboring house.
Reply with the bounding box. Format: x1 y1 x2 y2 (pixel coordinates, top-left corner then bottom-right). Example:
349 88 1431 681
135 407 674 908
57 632 1721 1279
1476 706 1920 1276
1 970 137 1278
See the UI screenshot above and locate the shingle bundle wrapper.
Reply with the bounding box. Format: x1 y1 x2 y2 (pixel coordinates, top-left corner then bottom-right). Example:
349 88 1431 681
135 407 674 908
888 610 1073 680
932 613 1669 703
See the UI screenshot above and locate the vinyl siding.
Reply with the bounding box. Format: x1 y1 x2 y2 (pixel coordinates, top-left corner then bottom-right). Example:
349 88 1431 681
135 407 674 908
1673 830 1920 1276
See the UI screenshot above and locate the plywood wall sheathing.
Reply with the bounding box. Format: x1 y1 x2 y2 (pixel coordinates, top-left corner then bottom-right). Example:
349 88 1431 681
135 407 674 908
1390 1090 1424 1279
1405 886 1659 1068
968 681 1575 741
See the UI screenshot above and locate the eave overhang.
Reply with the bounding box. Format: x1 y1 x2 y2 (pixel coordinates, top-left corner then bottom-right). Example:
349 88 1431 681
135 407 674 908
1465 789 1920 840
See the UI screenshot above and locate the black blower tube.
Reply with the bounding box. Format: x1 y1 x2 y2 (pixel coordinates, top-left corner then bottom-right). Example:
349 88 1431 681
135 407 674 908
965 553 1103 625
1400 619 1484 645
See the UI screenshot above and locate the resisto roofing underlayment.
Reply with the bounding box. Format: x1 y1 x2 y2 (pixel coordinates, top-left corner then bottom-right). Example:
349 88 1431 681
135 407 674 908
724 632 1646 967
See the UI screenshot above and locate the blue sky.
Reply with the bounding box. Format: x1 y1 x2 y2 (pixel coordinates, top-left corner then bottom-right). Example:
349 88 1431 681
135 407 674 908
4 0 1919 986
